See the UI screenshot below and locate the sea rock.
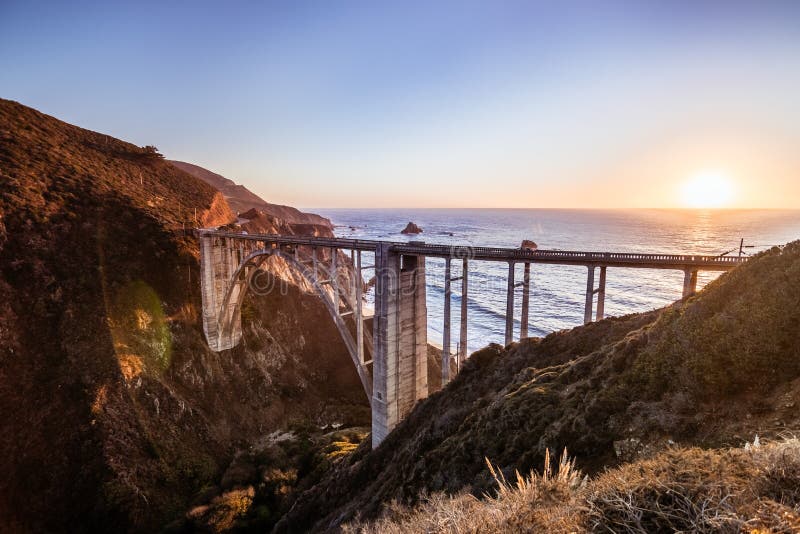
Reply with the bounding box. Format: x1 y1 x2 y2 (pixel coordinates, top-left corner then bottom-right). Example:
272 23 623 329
401 222 423 234
520 239 538 251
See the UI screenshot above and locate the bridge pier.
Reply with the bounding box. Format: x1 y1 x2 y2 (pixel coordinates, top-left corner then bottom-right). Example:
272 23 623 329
520 262 531 339
371 245 428 447
596 266 607 321
355 250 364 364
312 246 318 276
200 235 246 351
331 247 339 312
505 261 515 345
584 265 609 323
584 265 595 324
442 257 451 385
443 258 470 381
682 267 698 298
459 258 468 371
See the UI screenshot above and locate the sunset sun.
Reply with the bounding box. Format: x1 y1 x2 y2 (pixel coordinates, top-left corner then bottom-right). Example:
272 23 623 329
680 170 735 208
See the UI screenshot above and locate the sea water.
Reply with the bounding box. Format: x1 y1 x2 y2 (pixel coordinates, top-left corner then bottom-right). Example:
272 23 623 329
312 209 800 353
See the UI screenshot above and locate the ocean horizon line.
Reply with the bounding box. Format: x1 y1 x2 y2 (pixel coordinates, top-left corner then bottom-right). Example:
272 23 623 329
305 206 799 212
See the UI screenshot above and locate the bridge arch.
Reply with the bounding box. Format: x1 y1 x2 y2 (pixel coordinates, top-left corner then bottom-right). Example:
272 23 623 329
199 233 431 448
205 242 373 402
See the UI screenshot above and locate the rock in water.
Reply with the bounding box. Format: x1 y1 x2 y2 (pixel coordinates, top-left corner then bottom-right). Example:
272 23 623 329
401 222 423 234
521 239 538 250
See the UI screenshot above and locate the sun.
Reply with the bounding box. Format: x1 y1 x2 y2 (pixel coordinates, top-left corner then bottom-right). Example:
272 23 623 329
680 170 735 208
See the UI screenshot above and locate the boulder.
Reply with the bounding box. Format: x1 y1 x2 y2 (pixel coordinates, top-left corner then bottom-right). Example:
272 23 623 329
401 222 423 234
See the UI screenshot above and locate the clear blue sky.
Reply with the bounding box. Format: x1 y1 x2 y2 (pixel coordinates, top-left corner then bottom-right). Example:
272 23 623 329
2 1 799 208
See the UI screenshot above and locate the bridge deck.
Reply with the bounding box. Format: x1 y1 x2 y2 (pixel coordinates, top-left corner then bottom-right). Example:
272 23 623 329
199 230 747 270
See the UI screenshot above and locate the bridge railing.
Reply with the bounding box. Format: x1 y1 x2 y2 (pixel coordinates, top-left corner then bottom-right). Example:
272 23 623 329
198 230 748 268
393 244 747 267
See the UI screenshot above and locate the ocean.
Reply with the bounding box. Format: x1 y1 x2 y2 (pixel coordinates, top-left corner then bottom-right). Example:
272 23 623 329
312 209 800 352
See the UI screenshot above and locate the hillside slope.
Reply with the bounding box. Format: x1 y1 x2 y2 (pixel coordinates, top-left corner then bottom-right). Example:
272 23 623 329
279 242 800 532
169 159 331 228
348 439 800 533
0 99 368 532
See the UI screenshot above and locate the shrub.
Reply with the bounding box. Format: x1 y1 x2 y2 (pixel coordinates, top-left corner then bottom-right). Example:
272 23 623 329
141 145 164 159
344 449 583 533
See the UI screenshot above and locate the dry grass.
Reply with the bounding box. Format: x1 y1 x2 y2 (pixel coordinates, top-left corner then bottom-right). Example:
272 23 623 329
344 449 584 534
345 440 800 533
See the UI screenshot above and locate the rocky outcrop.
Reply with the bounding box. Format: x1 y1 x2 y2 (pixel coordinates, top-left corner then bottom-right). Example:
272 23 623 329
169 160 332 229
401 221 423 234
201 191 237 227
236 207 334 238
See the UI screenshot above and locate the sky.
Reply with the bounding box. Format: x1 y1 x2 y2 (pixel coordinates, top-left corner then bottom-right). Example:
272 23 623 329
2 0 800 209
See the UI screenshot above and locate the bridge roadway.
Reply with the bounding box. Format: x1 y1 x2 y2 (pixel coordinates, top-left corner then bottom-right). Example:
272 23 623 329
200 230 746 269
198 230 747 447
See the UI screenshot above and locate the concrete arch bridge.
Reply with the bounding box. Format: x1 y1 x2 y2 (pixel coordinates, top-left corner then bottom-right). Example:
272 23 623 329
198 230 746 447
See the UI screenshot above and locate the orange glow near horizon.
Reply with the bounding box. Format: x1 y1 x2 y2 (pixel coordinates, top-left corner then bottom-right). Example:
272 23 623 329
679 170 736 209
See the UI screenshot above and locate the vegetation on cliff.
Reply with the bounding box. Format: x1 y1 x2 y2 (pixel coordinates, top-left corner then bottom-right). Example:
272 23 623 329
279 241 800 532
346 439 800 533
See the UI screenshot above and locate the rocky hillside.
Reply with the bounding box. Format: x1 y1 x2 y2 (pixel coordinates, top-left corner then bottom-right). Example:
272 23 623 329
279 242 800 532
0 99 369 533
169 160 331 228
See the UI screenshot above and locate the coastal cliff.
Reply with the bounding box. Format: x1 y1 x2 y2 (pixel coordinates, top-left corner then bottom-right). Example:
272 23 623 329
0 99 369 532
3 98 797 533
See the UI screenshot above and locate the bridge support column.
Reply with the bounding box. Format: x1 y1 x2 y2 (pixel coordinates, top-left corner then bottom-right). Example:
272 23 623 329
331 248 339 312
200 235 245 351
584 265 595 324
312 246 318 277
520 262 531 339
442 257 452 385
372 245 428 448
505 261 515 345
596 266 607 321
682 268 698 298
459 258 468 371
355 250 364 364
